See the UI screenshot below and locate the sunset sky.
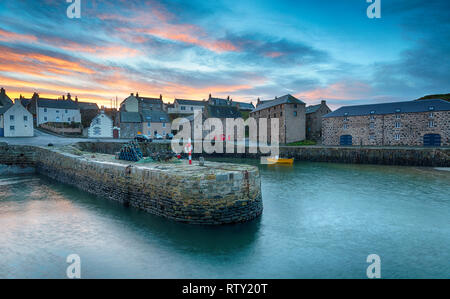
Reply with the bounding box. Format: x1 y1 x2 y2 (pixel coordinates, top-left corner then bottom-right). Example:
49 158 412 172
0 0 448 109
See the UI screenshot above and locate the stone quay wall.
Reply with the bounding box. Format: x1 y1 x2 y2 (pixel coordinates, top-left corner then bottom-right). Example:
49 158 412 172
0 143 36 174
74 142 449 167
33 147 262 225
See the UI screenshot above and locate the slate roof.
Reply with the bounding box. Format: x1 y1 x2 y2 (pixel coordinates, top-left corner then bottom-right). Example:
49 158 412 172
37 98 79 110
231 101 255 110
209 97 229 106
252 94 305 113
323 99 450 118
19 98 31 107
0 88 13 108
120 112 142 123
0 104 12 115
175 99 205 106
141 110 170 123
306 104 321 114
138 97 162 105
207 105 242 118
78 102 99 110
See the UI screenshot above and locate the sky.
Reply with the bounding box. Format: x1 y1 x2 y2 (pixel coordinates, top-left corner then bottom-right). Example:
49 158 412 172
0 0 448 109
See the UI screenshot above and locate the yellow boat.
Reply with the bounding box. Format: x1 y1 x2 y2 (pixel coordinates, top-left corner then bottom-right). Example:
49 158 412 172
267 157 294 165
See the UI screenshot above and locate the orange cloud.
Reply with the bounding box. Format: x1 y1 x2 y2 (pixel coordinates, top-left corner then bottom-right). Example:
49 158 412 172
0 29 38 43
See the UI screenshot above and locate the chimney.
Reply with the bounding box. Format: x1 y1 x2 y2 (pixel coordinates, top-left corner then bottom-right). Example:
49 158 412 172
136 92 139 98
0 87 5 95
62 95 65 101
257 98 260 106
131 93 134 97
209 94 212 100
160 94 163 100
75 96 78 103
32 92 39 100
67 93 71 101
227 96 230 101
321 100 326 105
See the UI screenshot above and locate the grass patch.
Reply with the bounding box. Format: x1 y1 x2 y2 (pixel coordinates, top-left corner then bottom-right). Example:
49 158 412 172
286 140 317 146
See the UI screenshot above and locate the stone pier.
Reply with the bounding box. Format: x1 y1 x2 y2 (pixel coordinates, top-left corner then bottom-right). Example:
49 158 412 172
0 144 263 225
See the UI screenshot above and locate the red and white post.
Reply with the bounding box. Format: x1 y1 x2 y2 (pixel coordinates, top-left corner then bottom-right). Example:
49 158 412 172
185 138 193 165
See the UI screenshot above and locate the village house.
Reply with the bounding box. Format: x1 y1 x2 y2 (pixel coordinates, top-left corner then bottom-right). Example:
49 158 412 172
168 99 205 115
207 94 255 112
250 94 306 144
0 88 33 137
26 93 81 126
119 93 169 138
142 110 171 138
322 99 450 146
88 111 113 138
306 100 332 142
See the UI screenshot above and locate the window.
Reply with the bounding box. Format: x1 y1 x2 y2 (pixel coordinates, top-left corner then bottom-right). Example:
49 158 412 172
395 109 401 113
163 131 166 135
280 112 283 117
181 106 186 111
429 112 434 118
294 111 297 117
44 108 47 112
24 116 28 121
370 122 375 129
10 115 14 121
369 135 375 140
428 121 434 128
344 124 348 130
191 107 194 111
56 110 59 113
428 106 435 111
44 117 48 121
395 122 401 128
163 123 166 128
274 113 277 118
370 115 375 121
65 109 68 113
396 114 401 119
294 104 298 108
56 116 60 121
148 122 151 127
68 117 71 122
344 117 349 121
93 127 101 135
395 134 400 141
10 125 15 131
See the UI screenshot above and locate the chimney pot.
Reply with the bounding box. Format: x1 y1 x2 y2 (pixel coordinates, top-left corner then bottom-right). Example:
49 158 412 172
131 93 134 96
321 100 326 105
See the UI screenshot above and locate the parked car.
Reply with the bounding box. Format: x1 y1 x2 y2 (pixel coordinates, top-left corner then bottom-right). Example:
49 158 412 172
166 133 174 140
134 134 152 143
155 134 164 140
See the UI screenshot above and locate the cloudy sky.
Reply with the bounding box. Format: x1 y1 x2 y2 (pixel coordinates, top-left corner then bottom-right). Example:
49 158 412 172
0 0 448 109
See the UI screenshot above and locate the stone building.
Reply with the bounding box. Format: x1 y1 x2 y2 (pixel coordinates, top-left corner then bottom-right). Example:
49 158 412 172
250 94 306 144
119 93 169 138
207 94 255 112
0 88 14 137
306 100 332 142
322 99 450 146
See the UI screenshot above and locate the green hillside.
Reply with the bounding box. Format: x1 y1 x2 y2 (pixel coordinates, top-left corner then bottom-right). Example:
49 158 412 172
416 94 450 102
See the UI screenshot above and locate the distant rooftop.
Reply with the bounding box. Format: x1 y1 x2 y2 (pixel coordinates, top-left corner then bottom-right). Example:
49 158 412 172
37 98 79 110
175 99 205 106
323 99 450 118
78 102 99 110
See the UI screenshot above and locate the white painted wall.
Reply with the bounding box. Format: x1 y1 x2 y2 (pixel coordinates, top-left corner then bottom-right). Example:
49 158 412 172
37 106 81 126
4 103 34 137
88 113 113 138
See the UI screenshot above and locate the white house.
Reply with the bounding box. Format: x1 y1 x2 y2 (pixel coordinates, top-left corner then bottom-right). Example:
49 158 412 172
2 102 34 137
31 93 81 126
88 112 113 138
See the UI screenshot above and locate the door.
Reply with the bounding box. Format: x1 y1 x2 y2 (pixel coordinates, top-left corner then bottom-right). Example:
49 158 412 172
423 134 441 146
113 128 119 139
340 135 352 146
0 128 3 137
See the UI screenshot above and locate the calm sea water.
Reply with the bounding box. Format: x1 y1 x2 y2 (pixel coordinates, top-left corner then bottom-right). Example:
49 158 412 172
0 160 449 279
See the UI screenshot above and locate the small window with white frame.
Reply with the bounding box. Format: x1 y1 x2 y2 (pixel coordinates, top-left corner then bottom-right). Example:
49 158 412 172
343 124 348 130
429 112 434 118
395 134 400 141
395 122 401 128
428 121 435 128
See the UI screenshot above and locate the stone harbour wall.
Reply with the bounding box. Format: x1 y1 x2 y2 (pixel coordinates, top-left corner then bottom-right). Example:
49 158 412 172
33 147 262 225
0 143 36 175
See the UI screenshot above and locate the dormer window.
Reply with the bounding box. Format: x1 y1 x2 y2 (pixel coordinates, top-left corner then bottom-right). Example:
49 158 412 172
429 106 435 111
395 108 401 113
